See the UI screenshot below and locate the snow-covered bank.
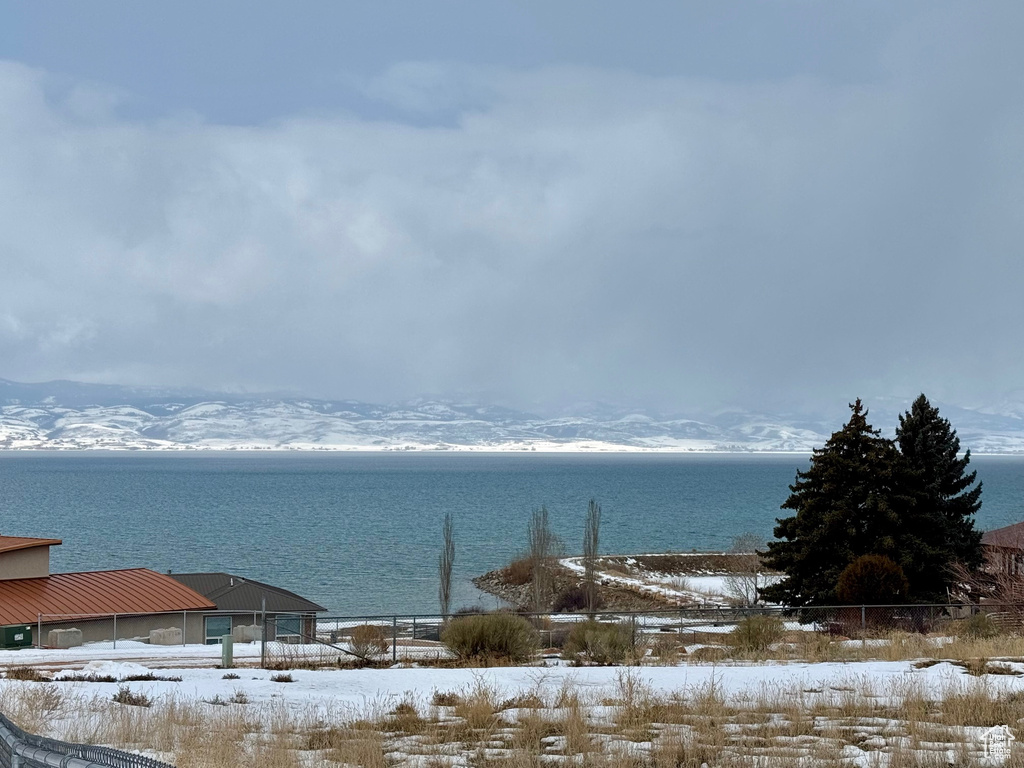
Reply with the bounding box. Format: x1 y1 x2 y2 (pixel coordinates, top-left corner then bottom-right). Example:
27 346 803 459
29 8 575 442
0 657 1008 713
557 554 784 607
7 647 1024 767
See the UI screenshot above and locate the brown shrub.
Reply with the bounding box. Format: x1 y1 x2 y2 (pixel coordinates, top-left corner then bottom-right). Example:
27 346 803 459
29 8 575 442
4 667 51 682
561 620 636 665
349 624 389 658
836 554 909 604
503 556 533 586
440 612 539 663
688 646 730 663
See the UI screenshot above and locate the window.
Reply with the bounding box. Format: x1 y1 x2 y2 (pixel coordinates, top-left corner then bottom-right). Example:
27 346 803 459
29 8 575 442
275 614 302 642
205 616 232 644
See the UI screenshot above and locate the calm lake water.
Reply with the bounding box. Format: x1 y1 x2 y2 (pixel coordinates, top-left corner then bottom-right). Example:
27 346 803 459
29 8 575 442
2 452 1022 615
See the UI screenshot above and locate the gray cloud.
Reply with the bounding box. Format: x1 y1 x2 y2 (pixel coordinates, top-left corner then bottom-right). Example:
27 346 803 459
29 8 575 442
1 5 1023 414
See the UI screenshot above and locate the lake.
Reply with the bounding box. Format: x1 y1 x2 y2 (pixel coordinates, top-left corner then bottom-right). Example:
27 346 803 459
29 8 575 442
2 452 1021 614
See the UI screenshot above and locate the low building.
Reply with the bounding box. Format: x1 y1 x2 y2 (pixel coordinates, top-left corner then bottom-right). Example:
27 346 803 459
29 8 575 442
0 535 325 648
982 522 1024 576
168 572 326 643
0 535 215 646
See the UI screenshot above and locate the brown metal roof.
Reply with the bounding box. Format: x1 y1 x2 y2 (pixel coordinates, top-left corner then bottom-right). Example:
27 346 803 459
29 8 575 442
982 521 1024 551
0 536 62 554
0 569 216 625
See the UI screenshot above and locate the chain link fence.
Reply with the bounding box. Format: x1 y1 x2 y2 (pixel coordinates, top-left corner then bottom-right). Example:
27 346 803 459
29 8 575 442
0 711 173 768
21 603 1022 669
257 603 1017 668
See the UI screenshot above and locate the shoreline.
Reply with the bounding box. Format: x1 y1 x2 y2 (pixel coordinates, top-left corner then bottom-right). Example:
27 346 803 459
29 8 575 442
1 446 1018 455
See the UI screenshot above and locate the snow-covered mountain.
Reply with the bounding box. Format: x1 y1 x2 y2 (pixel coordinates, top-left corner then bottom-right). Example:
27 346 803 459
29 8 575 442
2 379 1024 453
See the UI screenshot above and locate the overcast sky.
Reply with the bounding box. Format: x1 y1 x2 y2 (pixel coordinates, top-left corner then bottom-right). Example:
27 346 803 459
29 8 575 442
1 2 1022 415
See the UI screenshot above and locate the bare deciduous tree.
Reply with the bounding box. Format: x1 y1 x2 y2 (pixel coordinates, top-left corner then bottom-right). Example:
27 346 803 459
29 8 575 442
948 560 1024 607
528 505 555 611
439 512 455 619
723 532 766 607
583 498 601 614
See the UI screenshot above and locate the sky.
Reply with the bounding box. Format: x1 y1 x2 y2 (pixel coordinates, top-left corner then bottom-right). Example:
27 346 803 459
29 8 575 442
1 2 1022 415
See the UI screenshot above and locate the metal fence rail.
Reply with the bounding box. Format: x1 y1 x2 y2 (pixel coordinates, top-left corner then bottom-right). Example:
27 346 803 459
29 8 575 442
0 711 173 768
254 603 1009 668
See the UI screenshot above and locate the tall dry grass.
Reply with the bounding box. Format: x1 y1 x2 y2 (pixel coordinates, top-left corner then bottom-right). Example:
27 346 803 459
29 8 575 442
6 650 1024 766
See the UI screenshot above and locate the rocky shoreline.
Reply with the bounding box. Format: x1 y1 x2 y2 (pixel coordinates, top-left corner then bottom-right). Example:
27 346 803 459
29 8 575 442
472 561 681 612
473 551 770 612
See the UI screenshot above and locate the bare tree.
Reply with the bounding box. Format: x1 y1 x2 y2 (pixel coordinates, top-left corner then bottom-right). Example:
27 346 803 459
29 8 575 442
439 512 455 619
583 498 602 614
723 532 765 607
528 506 555 611
949 560 1024 607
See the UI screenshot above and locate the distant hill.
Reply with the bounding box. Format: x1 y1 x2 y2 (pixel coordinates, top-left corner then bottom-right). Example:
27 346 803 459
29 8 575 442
2 379 1023 453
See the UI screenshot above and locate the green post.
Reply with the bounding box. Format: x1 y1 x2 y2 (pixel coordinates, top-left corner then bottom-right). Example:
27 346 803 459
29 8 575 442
221 635 234 668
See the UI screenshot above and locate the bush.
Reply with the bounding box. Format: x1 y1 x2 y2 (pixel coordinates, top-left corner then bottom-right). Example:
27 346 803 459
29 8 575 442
431 690 463 707
112 686 151 707
349 624 389 658
729 615 784 653
503 556 533 586
688 646 730 663
441 612 539 663
650 633 684 661
836 554 909 605
4 667 50 682
958 612 1000 639
552 585 604 613
561 620 636 665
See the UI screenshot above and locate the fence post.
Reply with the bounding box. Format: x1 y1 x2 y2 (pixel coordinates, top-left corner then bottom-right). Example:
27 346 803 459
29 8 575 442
182 611 187 646
412 616 417 644
861 605 866 631
113 614 117 649
37 614 42 649
260 598 267 669
392 617 398 664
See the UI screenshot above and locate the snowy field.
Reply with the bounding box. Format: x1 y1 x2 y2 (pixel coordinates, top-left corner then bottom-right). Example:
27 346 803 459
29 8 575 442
5 640 1024 766
2 655 1011 711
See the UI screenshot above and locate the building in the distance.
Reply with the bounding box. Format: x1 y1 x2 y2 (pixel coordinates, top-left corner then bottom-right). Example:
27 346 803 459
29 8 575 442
0 535 324 648
982 521 1024 577
168 573 325 643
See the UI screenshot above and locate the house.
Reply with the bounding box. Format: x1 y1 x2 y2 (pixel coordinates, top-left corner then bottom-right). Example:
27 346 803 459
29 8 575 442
0 536 215 646
982 522 1024 576
168 573 326 643
0 535 326 648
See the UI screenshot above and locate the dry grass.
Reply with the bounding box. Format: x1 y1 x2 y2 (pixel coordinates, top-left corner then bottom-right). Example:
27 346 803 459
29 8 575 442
3 670 1024 767
4 666 51 682
349 623 390 660
11 631 1024 767
651 624 1024 667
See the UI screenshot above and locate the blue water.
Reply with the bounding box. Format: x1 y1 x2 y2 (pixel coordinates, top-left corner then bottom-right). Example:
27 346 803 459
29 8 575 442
2 452 1022 615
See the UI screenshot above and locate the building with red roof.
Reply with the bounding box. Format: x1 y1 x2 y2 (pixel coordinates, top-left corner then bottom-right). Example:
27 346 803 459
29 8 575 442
0 536 322 647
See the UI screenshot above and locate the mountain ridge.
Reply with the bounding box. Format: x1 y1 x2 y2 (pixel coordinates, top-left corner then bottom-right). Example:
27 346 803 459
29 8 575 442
2 379 1024 453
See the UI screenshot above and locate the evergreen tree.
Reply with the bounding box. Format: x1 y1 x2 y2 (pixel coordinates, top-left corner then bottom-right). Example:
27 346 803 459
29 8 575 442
896 394 983 572
761 400 921 606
